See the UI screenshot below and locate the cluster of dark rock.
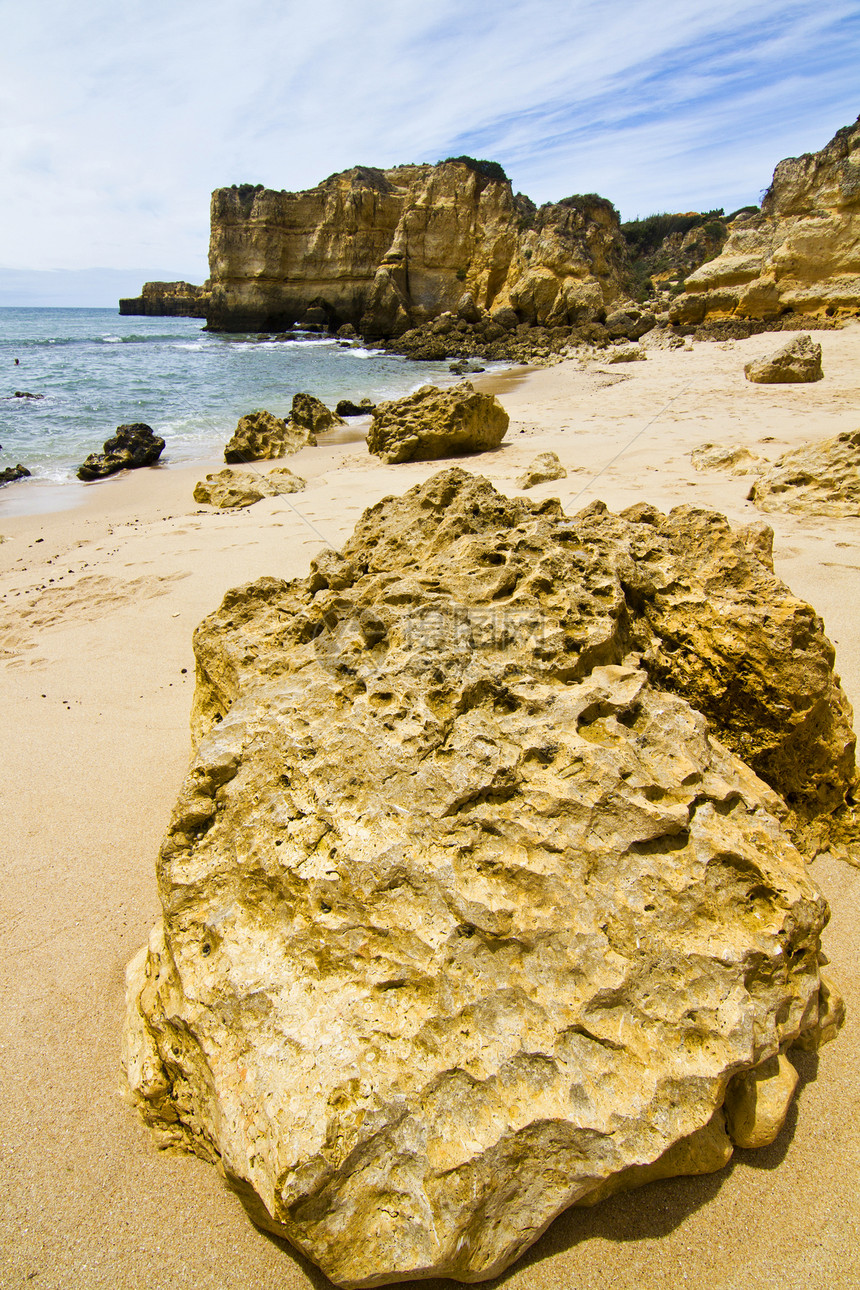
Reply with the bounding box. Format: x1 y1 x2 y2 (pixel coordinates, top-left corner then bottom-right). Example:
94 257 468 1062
0 433 32 486
335 397 376 417
380 296 658 366
0 461 31 485
77 424 165 481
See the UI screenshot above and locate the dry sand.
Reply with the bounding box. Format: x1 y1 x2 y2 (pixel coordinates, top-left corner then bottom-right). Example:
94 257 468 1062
1 324 859 1290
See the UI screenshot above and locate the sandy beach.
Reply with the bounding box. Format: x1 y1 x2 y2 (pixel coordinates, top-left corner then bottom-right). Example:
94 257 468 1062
1 325 859 1290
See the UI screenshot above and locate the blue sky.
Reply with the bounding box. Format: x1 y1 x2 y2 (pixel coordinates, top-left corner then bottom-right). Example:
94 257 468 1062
1 0 858 304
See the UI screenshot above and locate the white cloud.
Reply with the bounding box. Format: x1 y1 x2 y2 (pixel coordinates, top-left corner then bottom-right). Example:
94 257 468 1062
0 0 857 282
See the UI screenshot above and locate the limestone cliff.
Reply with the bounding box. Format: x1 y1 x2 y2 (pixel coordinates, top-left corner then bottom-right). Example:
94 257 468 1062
205 163 628 335
119 280 211 317
672 116 860 323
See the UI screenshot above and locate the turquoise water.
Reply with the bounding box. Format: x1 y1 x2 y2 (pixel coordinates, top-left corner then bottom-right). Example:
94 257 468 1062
0 307 461 490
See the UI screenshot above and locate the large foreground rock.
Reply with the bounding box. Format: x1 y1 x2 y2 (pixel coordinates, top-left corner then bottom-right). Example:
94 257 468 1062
77 423 165 480
193 466 306 509
125 471 850 1287
744 334 823 384
367 382 509 463
749 429 860 516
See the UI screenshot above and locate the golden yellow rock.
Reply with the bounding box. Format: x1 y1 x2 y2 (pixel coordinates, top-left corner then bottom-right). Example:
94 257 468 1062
516 451 567 489
119 279 211 317
724 1054 800 1149
366 382 509 464
793 974 846 1050
749 429 860 517
206 164 627 335
744 335 823 383
223 409 315 463
671 114 860 323
690 443 762 475
193 466 306 509
124 470 850 1287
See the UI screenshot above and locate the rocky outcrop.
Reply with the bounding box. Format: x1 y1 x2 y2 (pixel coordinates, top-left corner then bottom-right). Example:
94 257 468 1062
605 343 647 363
382 316 586 364
119 281 211 318
366 382 508 463
516 450 567 488
604 303 657 340
205 164 628 336
744 334 823 383
671 116 860 324
0 463 31 485
224 409 315 463
124 470 848 1288
193 466 305 509
691 443 762 475
288 392 344 438
748 429 860 517
77 424 165 481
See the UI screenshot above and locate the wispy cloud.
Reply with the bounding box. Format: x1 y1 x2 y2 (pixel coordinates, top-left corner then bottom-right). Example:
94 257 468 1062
0 0 857 284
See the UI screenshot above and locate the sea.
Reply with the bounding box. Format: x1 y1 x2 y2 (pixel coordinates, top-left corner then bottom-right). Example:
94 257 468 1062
0 307 464 515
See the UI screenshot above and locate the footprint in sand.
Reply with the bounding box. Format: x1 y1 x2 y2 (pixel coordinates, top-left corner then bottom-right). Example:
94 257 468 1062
0 571 191 663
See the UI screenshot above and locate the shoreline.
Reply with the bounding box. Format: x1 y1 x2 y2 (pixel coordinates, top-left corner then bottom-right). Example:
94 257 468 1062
2 325 859 1289
0 340 528 521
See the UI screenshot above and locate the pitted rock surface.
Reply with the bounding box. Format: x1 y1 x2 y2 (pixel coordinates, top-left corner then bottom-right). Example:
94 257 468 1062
749 429 860 517
193 467 306 509
367 383 509 463
744 335 823 384
289 392 345 437
125 469 849 1287
516 451 567 489
224 409 315 463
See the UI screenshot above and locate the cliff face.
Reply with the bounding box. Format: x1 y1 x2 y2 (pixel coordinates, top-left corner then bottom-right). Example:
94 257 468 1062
205 163 628 335
672 116 860 323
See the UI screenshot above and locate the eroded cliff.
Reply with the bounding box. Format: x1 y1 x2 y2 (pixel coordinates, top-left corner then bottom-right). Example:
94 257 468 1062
205 162 628 335
672 116 860 324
